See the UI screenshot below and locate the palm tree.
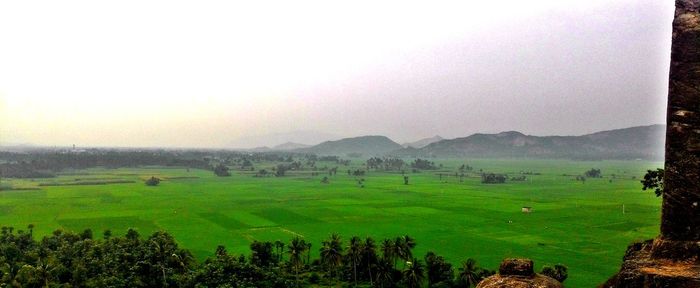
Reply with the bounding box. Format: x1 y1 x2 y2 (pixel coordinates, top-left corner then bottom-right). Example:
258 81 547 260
275 240 285 262
394 237 412 268
403 235 416 252
27 224 34 239
362 237 378 285
320 233 343 287
397 235 416 267
457 258 480 288
402 258 425 288
305 242 313 265
380 239 395 266
347 236 362 287
374 259 394 288
288 237 306 287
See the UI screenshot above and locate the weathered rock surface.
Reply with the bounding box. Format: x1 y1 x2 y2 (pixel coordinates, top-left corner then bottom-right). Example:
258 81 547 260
600 240 700 288
476 259 562 288
662 0 700 244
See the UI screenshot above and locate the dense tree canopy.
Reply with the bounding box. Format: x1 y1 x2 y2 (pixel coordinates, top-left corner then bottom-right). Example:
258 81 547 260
0 226 515 287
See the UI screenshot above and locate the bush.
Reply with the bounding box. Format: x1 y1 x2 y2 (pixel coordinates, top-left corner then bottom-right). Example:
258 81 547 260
145 176 160 186
541 264 568 283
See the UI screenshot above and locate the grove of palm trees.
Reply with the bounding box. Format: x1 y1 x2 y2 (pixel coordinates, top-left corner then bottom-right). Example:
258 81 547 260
0 224 546 288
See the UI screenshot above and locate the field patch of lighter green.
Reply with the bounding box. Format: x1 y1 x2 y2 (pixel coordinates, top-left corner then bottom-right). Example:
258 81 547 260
0 159 661 287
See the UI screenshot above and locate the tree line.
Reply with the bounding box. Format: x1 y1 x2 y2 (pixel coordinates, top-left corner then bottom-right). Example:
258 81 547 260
0 225 562 288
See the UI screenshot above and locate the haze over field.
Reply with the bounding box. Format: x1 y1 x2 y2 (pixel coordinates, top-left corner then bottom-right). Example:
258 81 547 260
0 0 673 148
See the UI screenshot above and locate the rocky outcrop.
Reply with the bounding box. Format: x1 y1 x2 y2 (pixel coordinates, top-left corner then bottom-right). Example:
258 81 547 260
476 259 562 288
602 0 700 286
661 0 700 244
601 240 700 287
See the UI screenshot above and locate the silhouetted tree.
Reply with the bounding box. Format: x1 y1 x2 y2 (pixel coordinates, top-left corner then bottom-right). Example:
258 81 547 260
641 168 664 197
402 258 425 288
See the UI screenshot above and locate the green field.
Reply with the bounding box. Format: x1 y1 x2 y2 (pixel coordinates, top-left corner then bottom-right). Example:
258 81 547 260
0 159 662 287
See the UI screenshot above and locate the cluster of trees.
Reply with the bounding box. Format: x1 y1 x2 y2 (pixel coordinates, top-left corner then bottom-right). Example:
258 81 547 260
366 158 406 171
0 150 359 180
0 150 212 178
458 164 473 172
0 226 528 288
309 155 350 166
255 169 270 177
274 164 289 177
509 176 526 181
349 169 366 176
584 168 602 178
410 159 437 170
480 173 506 184
213 164 231 177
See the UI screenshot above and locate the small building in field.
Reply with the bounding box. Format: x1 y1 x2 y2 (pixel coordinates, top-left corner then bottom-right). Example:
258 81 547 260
522 206 532 213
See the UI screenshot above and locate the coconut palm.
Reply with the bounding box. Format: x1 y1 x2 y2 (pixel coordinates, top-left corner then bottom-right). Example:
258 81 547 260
402 258 425 288
393 237 404 267
320 233 343 287
374 259 394 288
403 235 416 252
394 236 416 268
305 242 313 265
380 239 394 264
27 224 34 238
361 237 378 285
347 236 362 287
457 258 480 287
274 240 284 262
288 237 307 287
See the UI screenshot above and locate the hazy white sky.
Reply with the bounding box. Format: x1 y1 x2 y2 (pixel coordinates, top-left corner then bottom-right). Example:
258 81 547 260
0 0 673 148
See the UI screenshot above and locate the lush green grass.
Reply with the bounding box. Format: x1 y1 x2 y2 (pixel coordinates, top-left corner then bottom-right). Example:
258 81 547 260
0 159 661 287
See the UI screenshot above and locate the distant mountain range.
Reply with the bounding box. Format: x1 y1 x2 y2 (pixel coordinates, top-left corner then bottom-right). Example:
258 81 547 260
228 130 339 149
288 125 665 160
402 135 443 148
390 125 665 160
294 135 403 156
272 142 311 150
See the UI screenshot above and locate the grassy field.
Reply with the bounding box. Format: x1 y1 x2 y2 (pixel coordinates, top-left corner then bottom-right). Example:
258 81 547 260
0 159 662 287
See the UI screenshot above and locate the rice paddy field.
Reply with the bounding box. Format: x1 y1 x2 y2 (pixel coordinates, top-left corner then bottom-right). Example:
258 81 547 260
0 159 662 287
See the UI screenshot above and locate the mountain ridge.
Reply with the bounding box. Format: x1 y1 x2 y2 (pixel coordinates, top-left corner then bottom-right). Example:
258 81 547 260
391 124 665 160
294 135 403 156
403 135 444 148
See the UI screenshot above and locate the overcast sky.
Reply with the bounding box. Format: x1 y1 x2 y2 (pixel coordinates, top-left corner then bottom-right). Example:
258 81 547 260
0 0 674 148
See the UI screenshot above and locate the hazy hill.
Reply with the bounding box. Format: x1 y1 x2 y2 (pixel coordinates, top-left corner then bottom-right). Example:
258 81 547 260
229 130 338 149
390 125 665 160
296 135 403 156
272 142 311 150
403 135 444 148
